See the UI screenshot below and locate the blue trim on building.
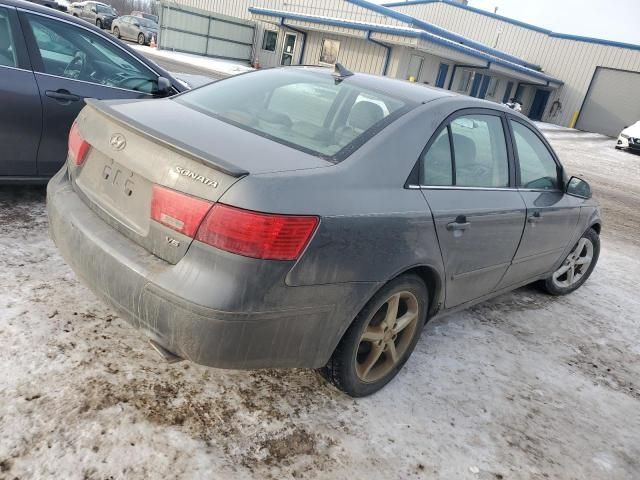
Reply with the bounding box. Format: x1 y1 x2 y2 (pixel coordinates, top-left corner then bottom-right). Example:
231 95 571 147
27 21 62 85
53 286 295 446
381 0 640 51
344 0 541 70
248 6 563 85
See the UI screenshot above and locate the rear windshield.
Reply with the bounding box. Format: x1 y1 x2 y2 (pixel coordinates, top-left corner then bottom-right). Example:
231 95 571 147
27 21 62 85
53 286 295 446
174 69 414 161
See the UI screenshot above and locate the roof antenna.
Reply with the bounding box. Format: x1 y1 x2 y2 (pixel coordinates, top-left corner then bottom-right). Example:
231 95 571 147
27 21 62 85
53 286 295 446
333 63 354 83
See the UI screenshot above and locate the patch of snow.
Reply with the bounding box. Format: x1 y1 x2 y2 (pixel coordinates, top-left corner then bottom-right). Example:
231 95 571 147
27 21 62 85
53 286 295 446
133 45 254 76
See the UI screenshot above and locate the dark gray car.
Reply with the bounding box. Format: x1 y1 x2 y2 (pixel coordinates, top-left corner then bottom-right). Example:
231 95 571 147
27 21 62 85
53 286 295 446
71 0 115 29
47 66 601 397
112 14 157 45
0 0 192 182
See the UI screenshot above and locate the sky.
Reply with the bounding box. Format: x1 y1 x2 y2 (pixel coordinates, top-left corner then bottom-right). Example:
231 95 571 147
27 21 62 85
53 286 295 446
465 0 640 45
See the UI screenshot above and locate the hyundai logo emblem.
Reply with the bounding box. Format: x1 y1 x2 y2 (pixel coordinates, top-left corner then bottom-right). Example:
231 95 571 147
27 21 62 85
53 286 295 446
110 133 126 151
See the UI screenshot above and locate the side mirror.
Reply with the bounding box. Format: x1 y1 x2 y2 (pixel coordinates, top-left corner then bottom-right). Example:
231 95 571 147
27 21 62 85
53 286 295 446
133 22 140 27
91 7 97 13
565 176 592 199
156 76 172 96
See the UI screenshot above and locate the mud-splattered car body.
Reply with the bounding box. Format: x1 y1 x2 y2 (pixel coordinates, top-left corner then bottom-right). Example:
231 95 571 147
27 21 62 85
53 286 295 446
47 67 601 377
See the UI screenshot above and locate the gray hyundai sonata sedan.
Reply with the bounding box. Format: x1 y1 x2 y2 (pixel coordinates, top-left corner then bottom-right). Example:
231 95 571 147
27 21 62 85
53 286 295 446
47 66 601 397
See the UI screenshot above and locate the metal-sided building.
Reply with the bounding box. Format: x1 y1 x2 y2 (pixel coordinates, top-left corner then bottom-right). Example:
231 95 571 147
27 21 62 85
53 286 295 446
157 0 640 136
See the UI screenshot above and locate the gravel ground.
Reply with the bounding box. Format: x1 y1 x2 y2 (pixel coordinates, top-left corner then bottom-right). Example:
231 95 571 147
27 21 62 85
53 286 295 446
1 126 639 480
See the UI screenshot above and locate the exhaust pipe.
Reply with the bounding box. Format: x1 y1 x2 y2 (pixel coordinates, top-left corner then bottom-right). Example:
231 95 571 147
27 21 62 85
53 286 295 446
149 339 184 364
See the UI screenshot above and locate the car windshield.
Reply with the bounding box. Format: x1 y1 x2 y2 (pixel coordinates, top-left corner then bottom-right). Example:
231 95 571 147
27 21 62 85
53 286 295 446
174 68 413 161
96 4 114 14
136 18 157 28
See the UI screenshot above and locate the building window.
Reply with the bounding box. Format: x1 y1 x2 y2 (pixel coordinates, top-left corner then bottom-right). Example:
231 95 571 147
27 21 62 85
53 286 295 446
262 30 277 52
319 39 340 65
457 70 473 93
486 77 500 97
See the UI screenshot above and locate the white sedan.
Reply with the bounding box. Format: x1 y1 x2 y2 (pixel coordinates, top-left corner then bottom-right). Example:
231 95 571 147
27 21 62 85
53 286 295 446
616 121 640 152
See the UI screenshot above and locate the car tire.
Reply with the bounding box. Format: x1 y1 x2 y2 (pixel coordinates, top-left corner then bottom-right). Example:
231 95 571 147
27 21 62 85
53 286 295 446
113 27 120 38
96 19 102 29
324 274 428 397
138 33 146 45
540 227 600 296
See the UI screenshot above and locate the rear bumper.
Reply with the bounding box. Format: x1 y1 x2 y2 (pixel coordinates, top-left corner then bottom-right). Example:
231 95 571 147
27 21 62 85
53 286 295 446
47 167 375 368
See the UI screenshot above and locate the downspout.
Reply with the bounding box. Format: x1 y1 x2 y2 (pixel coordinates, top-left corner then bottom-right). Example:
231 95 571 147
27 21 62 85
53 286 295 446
280 19 307 64
366 31 390 76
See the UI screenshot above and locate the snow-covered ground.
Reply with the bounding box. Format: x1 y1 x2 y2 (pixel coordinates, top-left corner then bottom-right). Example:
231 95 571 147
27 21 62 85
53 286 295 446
1 128 639 479
132 45 254 77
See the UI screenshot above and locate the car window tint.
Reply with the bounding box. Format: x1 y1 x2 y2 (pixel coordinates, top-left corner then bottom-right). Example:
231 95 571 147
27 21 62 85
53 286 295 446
0 8 17 68
421 128 453 186
175 69 413 160
511 121 559 190
451 114 509 188
25 14 159 94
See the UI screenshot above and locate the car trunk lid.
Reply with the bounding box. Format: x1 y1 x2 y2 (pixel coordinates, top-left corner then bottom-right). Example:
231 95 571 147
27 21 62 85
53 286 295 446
71 100 245 264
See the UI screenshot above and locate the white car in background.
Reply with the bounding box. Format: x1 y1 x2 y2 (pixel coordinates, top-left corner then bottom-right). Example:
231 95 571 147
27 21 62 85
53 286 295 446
616 121 640 152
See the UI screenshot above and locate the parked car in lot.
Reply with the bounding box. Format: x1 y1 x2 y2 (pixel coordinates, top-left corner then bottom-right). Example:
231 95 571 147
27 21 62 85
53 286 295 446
130 10 157 23
112 14 157 45
70 0 115 29
26 0 69 12
0 0 204 182
47 66 601 397
616 121 640 152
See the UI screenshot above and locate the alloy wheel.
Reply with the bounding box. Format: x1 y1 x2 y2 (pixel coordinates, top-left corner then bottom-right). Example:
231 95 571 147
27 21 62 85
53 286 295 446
552 237 594 288
355 291 419 383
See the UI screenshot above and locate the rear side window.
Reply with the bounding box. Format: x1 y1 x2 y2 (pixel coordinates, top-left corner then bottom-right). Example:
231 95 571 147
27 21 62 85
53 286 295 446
174 69 412 161
511 121 559 190
0 8 17 68
420 114 509 188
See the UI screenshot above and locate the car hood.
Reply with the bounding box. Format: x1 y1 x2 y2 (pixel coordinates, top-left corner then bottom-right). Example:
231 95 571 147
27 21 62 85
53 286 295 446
92 98 332 175
621 121 640 137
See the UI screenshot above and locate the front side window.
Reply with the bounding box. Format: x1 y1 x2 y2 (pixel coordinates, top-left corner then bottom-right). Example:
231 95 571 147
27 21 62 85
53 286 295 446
511 120 559 190
175 69 412 160
0 8 17 67
26 14 159 94
262 30 277 52
319 39 340 65
420 114 509 188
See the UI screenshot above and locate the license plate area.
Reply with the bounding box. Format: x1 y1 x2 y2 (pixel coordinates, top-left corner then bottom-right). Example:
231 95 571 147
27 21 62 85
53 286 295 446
76 151 152 236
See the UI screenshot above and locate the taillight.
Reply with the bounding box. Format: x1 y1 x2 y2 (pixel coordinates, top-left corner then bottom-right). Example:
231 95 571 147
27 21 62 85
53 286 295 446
68 122 90 166
150 185 213 237
195 204 319 261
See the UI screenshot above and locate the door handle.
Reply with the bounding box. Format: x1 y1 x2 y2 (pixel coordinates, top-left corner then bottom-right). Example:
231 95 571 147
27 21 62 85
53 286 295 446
45 89 81 103
446 215 471 231
527 211 543 223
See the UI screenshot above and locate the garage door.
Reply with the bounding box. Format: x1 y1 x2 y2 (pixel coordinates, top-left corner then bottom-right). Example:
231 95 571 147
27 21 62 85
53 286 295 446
576 68 640 137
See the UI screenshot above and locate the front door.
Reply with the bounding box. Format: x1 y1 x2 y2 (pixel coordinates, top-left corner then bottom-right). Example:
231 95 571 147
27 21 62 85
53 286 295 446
280 33 296 65
407 54 423 82
0 6 42 177
419 111 526 307
20 11 165 176
498 118 582 288
470 73 484 97
435 63 448 88
529 89 550 121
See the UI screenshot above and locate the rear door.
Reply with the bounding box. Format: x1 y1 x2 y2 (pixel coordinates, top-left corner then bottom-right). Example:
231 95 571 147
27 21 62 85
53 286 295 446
0 5 42 177
497 117 581 288
419 109 526 308
19 10 166 176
